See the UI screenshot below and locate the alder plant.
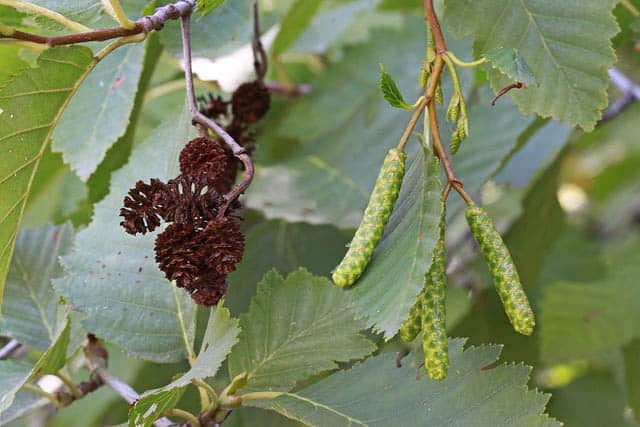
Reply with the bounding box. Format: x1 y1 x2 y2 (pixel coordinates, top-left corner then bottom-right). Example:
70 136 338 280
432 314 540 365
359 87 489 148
1 0 640 426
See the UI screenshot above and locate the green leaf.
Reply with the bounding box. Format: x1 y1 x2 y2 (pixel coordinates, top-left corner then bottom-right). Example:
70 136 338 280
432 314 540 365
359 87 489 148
20 148 87 228
0 314 71 413
347 147 442 339
159 0 252 57
504 151 565 288
0 46 94 316
0 361 32 414
273 0 324 56
227 219 350 316
624 339 640 423
85 33 163 205
378 64 414 110
482 47 536 85
130 305 239 427
52 41 147 181
547 371 627 427
539 254 640 363
0 46 28 89
246 17 426 227
446 88 534 240
631 17 640 34
444 0 618 130
254 339 559 426
225 407 302 427
228 269 375 392
289 0 399 55
196 0 225 16
0 389 48 425
18 1 105 27
54 104 199 363
495 120 572 188
1 223 75 351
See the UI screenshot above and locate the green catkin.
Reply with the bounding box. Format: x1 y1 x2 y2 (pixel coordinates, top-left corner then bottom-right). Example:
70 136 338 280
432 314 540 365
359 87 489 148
422 204 449 381
399 290 425 343
465 204 536 336
332 148 406 287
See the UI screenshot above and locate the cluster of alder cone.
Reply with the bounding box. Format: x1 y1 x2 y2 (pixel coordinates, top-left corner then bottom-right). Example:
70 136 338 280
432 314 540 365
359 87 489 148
119 80 270 305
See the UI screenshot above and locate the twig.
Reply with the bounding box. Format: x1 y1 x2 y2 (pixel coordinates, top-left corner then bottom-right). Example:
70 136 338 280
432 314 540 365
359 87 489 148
0 0 196 46
180 14 255 215
600 67 640 122
424 0 446 53
0 338 20 359
252 0 268 81
423 0 474 204
608 67 640 99
81 334 173 427
264 81 313 97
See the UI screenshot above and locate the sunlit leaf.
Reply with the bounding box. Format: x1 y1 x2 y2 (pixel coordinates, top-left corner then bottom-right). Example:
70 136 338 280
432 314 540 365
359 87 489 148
228 269 375 392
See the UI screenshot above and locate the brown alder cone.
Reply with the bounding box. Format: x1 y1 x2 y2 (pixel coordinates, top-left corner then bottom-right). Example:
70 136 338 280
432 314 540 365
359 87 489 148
179 137 238 193
231 81 271 124
154 218 244 305
120 179 169 235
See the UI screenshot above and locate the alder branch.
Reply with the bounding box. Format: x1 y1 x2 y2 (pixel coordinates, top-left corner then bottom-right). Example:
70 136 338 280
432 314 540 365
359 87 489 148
180 14 255 216
413 0 473 204
600 67 640 122
0 338 20 359
0 0 196 47
51 334 174 427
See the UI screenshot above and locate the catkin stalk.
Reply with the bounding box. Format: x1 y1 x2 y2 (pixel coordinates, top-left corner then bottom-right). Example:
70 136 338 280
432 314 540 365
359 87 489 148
422 204 449 381
332 148 406 287
465 204 535 336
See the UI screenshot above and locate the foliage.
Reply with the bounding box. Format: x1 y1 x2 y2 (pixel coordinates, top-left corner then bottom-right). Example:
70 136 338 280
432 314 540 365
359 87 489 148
0 1 638 426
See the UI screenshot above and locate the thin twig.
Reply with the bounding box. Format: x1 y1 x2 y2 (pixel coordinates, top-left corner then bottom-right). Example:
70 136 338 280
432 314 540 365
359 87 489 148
609 67 640 99
397 97 427 151
600 67 640 122
423 0 474 204
0 0 196 46
180 14 255 215
252 0 268 80
0 338 20 359
424 0 446 52
81 334 173 427
264 81 313 97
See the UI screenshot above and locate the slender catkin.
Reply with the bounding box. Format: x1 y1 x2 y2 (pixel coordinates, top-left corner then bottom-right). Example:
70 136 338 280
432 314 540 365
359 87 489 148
332 148 406 287
399 290 425 343
422 204 449 381
465 204 535 336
